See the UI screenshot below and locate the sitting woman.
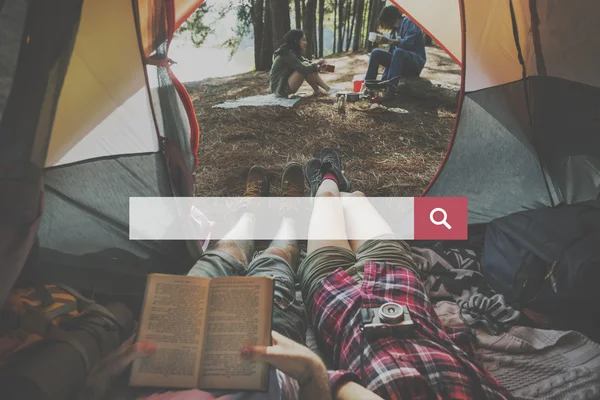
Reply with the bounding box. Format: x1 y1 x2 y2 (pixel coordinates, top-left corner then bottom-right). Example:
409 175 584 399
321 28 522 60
270 29 333 97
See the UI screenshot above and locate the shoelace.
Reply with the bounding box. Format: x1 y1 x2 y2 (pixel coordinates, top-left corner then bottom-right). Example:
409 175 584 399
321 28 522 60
244 181 261 197
321 157 336 169
284 183 304 197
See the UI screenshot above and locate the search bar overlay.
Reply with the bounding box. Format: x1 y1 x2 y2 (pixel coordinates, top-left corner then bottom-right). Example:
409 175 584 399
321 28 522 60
129 197 467 241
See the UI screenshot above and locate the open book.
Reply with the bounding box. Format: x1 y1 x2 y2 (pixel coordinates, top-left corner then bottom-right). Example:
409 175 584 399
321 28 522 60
130 274 274 391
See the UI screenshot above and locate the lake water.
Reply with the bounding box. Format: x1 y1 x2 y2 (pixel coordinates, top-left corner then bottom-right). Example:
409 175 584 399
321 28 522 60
169 36 255 83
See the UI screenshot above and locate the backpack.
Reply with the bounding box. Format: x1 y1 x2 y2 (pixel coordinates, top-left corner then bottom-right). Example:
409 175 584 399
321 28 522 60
481 199 600 307
0 283 134 400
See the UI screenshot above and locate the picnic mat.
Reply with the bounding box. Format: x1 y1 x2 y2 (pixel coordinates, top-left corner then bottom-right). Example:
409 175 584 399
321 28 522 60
212 94 302 109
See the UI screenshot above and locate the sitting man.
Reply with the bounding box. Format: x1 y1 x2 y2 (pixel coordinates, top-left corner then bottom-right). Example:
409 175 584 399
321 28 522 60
290 148 512 399
365 5 427 83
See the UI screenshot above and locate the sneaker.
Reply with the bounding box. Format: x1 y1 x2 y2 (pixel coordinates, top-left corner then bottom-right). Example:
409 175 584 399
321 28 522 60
244 165 270 197
304 158 322 198
281 162 305 197
319 147 351 192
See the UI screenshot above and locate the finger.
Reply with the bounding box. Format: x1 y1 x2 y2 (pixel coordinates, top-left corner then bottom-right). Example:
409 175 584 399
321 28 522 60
99 341 157 375
241 345 269 361
271 331 289 346
122 334 136 347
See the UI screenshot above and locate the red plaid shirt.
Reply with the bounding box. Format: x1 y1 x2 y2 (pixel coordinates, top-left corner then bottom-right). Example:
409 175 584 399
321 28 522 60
310 262 513 400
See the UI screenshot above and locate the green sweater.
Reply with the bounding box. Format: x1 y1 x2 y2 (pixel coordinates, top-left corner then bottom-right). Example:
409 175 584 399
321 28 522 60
270 45 319 97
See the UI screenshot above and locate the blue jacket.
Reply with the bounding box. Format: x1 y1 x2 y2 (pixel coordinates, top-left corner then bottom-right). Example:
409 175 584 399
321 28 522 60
390 17 427 68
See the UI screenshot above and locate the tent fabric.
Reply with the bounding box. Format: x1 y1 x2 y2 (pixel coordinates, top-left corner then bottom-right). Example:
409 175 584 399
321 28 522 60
397 0 600 222
38 153 194 296
47 0 159 167
0 0 203 306
462 0 524 92
1 0 599 306
136 0 200 172
0 0 28 123
516 0 600 89
389 0 461 66
0 0 84 307
427 92 554 224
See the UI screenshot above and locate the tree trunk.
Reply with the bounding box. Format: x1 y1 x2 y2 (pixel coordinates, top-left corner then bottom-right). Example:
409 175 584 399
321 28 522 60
259 0 274 71
362 0 369 46
352 0 365 52
333 0 337 53
301 0 306 29
346 0 357 51
271 0 291 50
344 0 352 52
396 78 460 111
313 6 318 57
364 0 372 48
318 0 325 57
294 0 302 29
252 0 265 70
336 0 344 53
366 0 382 51
303 0 317 57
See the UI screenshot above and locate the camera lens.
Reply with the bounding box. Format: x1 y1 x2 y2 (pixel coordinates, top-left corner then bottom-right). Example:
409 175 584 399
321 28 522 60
379 302 404 323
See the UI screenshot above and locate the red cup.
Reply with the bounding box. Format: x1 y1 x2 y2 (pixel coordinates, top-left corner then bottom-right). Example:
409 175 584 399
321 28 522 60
353 79 364 92
325 64 335 72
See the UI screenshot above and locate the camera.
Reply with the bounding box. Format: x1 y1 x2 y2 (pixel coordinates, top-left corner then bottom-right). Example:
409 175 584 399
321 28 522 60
360 302 415 337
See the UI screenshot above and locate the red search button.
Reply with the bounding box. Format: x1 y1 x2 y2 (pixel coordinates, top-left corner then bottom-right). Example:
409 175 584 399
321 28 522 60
414 197 468 240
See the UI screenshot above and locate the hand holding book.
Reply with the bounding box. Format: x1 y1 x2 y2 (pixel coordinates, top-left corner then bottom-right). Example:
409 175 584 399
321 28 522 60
242 331 330 400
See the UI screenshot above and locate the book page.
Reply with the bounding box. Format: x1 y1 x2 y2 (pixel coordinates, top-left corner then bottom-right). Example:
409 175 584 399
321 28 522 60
198 276 274 391
130 274 210 388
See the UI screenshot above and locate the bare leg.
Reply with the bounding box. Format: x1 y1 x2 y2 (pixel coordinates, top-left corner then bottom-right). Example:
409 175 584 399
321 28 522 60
314 73 331 91
287 71 308 93
307 179 352 254
213 212 255 267
305 72 331 94
263 216 301 271
289 71 331 95
340 191 394 252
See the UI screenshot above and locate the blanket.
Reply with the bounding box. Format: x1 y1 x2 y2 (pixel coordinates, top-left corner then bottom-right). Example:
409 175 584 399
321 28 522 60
411 243 520 334
435 301 600 400
212 94 302 109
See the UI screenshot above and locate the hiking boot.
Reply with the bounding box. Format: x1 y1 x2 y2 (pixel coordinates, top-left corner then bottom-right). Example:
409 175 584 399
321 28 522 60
281 162 305 197
244 165 270 197
280 162 305 216
304 158 322 198
319 147 351 192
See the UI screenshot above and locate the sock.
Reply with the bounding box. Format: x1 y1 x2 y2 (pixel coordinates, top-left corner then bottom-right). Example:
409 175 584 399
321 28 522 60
321 172 338 185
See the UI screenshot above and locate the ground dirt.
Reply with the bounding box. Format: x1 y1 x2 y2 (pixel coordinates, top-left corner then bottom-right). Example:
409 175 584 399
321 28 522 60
185 45 460 197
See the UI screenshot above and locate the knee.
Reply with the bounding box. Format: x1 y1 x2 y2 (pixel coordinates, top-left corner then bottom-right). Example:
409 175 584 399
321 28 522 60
263 246 292 262
393 48 406 55
349 191 366 198
370 49 385 59
316 190 338 198
214 241 248 264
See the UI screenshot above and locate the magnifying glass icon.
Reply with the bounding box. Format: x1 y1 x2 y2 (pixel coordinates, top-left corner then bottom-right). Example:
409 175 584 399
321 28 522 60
430 208 452 230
